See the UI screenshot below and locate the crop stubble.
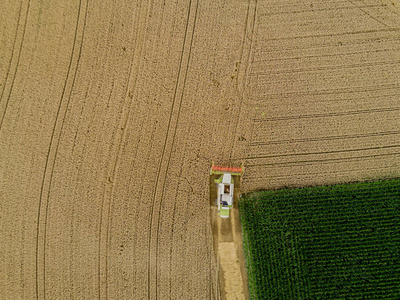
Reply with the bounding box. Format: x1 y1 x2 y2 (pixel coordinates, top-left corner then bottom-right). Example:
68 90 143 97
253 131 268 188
0 0 399 299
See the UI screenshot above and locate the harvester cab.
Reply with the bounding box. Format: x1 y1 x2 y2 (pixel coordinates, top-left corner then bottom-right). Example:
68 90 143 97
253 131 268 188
210 162 243 218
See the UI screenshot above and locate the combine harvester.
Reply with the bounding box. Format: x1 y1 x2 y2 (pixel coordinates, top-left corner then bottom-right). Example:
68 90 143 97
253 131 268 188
210 162 243 218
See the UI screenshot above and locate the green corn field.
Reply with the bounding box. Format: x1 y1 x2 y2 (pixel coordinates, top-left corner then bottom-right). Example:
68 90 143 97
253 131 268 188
239 179 400 299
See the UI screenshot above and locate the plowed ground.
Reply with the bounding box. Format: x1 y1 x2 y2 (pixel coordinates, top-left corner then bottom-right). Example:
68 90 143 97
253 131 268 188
1 0 399 299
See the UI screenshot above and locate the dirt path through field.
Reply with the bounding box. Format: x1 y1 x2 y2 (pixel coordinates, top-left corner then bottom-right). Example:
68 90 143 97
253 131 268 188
1 0 400 299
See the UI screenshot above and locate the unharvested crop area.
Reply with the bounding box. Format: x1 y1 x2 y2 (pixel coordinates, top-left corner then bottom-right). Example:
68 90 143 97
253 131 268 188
239 179 400 299
1 0 400 299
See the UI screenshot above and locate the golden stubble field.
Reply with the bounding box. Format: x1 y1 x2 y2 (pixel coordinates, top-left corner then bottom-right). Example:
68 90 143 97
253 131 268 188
1 0 399 299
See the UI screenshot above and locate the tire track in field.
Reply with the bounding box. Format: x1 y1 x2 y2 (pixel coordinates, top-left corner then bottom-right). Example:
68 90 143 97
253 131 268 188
106 0 174 296
35 1 88 298
260 3 384 16
245 144 400 160
0 0 23 105
252 107 400 122
255 82 400 100
160 6 224 294
254 59 398 76
246 152 400 168
167 121 198 299
98 0 151 297
237 0 257 96
256 33 400 54
148 0 199 298
0 0 30 130
347 0 396 29
240 1 400 192
230 0 258 161
255 47 400 63
249 130 400 146
244 165 399 183
162 64 215 299
259 28 400 42
282 90 400 105
98 6 148 300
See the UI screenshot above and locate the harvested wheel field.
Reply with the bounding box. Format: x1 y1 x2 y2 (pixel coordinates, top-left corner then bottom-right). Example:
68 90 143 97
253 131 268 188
1 1 399 299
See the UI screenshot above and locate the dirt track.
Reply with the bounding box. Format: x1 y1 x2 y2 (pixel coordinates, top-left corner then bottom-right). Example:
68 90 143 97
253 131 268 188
1 1 399 299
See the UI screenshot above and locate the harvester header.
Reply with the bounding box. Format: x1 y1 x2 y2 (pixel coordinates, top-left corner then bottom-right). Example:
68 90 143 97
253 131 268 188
210 161 244 176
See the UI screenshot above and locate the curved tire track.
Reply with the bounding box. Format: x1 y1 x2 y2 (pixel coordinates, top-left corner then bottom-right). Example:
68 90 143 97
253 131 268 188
0 0 24 105
148 0 200 297
0 0 30 130
99 0 152 298
36 1 88 298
